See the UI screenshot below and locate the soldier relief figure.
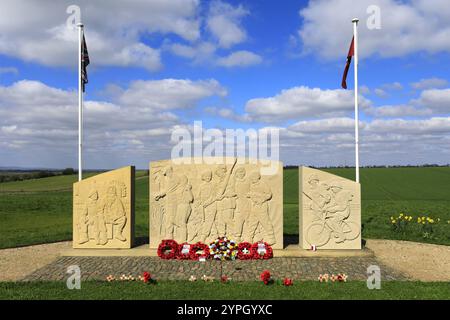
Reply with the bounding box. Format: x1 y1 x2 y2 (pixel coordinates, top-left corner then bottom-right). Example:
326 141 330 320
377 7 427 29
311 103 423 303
303 174 360 247
77 181 128 245
151 159 278 246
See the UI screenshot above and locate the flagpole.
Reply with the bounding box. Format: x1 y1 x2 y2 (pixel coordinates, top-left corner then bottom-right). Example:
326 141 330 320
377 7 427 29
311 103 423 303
77 23 84 181
352 18 360 183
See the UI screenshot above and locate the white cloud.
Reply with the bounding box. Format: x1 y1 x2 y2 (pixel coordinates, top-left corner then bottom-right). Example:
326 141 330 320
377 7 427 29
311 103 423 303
413 88 450 113
1 81 449 167
366 104 432 117
288 117 357 133
298 0 450 60
245 86 371 122
204 107 251 122
374 88 388 98
206 0 248 49
381 82 403 91
0 0 200 70
279 116 450 166
366 117 450 134
117 79 227 110
216 51 262 67
0 67 18 75
0 78 226 168
411 78 449 90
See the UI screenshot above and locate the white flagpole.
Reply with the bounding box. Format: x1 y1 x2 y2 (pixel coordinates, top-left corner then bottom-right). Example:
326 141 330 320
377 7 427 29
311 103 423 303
77 23 84 181
352 18 360 183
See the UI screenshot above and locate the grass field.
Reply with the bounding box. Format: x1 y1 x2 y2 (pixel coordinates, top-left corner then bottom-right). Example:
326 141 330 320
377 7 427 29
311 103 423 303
0 167 449 249
0 280 448 300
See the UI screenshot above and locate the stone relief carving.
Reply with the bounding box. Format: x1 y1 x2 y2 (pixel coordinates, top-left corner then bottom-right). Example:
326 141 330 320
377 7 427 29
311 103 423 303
150 158 283 249
299 166 361 250
73 166 134 249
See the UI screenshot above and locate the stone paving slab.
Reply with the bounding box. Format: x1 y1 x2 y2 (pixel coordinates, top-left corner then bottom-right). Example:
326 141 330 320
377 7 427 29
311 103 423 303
22 256 407 282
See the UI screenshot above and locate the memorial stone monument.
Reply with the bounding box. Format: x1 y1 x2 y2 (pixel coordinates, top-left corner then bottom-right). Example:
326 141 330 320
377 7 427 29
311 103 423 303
149 158 284 249
73 166 135 249
299 166 361 250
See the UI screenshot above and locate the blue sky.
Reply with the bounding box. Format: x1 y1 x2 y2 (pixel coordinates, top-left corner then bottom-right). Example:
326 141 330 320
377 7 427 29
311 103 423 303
0 0 449 169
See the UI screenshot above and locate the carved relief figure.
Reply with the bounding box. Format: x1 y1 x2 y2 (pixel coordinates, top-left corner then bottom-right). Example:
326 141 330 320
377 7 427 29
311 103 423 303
73 166 134 249
174 175 194 242
196 170 218 242
101 184 127 242
78 189 103 244
304 174 331 220
233 167 250 242
76 181 128 245
213 160 237 237
304 177 360 247
155 166 180 239
245 171 276 245
150 167 166 239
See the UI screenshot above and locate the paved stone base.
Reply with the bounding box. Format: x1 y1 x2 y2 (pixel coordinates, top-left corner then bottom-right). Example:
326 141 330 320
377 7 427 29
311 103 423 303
22 256 407 282
61 244 373 258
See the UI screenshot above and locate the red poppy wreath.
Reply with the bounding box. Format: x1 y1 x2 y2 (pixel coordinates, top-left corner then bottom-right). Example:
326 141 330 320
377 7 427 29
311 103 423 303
157 239 179 259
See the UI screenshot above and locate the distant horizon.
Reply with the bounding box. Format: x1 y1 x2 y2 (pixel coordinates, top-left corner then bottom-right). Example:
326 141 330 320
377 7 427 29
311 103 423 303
1 163 449 172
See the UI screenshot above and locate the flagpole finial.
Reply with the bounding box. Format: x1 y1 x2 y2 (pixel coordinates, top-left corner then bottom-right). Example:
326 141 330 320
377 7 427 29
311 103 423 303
77 22 84 28
352 18 359 23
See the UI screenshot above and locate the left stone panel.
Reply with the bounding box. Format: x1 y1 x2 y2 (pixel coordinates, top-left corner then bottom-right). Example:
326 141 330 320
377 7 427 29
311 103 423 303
73 166 135 249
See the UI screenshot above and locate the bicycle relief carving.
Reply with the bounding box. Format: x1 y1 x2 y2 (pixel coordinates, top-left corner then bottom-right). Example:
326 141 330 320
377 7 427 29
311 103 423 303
303 174 360 247
150 158 283 248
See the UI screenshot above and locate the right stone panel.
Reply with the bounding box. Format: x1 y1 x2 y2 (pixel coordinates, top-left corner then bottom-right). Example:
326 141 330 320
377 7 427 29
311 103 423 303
299 166 361 250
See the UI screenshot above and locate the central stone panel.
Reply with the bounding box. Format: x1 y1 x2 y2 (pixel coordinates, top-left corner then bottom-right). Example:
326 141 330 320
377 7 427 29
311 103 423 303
149 158 283 249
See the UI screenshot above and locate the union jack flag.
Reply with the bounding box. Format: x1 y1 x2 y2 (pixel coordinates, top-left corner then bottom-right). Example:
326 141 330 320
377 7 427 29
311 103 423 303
81 33 90 92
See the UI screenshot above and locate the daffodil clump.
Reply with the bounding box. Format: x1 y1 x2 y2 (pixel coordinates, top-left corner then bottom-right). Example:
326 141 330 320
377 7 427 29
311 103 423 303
390 213 413 233
389 213 444 239
417 216 437 239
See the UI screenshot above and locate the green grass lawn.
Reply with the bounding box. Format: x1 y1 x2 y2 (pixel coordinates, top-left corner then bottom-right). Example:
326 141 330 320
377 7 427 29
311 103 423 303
0 281 448 300
0 167 449 249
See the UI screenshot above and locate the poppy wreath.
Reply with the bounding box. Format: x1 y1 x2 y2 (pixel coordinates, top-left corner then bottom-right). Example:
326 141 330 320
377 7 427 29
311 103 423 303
251 241 273 259
189 242 210 260
177 242 192 260
237 242 253 260
157 239 179 259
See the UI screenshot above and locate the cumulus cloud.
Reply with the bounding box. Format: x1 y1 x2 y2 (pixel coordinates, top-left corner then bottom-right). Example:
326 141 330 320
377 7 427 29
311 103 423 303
216 50 263 67
381 82 403 91
244 86 371 122
298 0 450 60
0 0 200 70
366 104 432 117
0 78 226 168
413 88 450 114
117 79 227 110
374 88 388 98
204 107 251 122
206 0 249 49
279 116 450 166
0 67 18 75
411 78 449 90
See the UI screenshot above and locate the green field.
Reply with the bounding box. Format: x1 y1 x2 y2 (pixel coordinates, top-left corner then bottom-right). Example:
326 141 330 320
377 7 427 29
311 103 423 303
0 167 449 249
0 281 448 300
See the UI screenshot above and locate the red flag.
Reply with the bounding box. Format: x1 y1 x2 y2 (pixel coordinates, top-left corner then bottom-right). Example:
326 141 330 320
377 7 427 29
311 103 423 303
341 37 354 89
